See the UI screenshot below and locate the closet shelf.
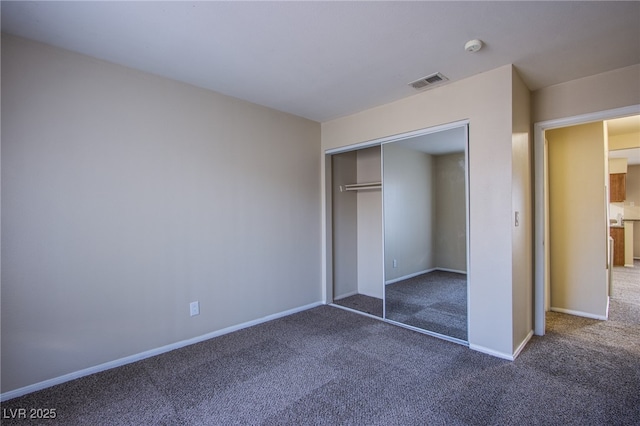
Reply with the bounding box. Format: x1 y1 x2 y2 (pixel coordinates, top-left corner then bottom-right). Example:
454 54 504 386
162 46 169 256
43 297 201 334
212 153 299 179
340 182 382 192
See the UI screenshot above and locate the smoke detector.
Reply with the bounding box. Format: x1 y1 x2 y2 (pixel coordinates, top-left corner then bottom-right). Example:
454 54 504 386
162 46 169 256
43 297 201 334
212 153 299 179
465 39 483 53
408 72 449 90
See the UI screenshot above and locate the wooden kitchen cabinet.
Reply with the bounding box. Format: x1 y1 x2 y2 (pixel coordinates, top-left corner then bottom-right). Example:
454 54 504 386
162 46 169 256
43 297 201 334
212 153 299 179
610 227 625 267
610 173 626 202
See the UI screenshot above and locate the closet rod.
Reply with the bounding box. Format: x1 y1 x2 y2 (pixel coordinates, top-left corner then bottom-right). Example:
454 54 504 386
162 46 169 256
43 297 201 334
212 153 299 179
340 182 382 192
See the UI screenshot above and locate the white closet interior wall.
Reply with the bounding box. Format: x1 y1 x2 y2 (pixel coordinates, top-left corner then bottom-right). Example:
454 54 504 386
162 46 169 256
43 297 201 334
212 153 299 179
356 147 383 298
331 146 383 300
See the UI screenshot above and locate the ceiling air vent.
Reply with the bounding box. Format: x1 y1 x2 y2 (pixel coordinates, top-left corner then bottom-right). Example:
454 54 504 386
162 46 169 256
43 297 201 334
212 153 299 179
409 72 448 90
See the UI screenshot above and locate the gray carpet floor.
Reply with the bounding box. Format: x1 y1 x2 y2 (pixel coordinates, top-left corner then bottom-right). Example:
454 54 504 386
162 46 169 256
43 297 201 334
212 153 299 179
333 293 383 317
2 263 638 425
385 270 467 340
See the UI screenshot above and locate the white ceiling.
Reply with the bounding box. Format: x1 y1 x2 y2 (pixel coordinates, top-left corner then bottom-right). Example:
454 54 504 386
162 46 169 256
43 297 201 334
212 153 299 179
2 1 639 122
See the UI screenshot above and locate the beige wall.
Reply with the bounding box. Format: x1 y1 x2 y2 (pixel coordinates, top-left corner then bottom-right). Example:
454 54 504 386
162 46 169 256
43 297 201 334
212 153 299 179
626 165 640 257
383 145 435 281
382 146 467 281
547 123 608 318
609 133 640 150
626 165 640 219
331 151 358 299
434 152 467 272
511 69 533 352
356 147 383 298
624 222 634 266
609 158 628 174
532 64 640 123
1 35 322 394
331 147 383 300
322 65 529 358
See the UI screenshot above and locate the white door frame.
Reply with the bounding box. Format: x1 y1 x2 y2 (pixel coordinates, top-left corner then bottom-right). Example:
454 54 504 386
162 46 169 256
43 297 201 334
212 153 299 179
533 105 640 335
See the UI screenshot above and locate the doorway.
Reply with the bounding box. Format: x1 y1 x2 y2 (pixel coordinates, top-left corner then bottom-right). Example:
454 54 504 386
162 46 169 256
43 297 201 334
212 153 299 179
545 122 609 321
330 146 383 317
534 105 640 335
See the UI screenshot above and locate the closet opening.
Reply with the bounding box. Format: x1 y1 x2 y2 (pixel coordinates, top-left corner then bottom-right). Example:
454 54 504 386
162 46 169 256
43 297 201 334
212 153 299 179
330 146 383 317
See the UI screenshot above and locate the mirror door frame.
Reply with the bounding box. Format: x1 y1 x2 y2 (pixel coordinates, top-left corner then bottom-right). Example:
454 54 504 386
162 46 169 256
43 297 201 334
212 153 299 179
325 119 470 345
381 121 470 344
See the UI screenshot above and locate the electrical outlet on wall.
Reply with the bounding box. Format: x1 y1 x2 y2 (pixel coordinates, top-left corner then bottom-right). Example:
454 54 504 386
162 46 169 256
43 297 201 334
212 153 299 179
190 301 200 317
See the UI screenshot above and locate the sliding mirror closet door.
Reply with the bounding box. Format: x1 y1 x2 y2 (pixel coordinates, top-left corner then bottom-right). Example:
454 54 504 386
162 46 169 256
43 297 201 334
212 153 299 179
383 125 469 342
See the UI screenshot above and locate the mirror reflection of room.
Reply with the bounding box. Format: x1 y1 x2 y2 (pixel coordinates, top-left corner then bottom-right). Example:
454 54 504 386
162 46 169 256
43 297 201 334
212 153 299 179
383 126 468 341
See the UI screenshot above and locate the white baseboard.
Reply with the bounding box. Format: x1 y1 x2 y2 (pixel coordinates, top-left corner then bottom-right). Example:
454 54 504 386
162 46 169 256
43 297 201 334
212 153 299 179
512 330 534 359
0 301 323 402
469 343 514 361
385 268 434 285
333 291 358 300
550 307 607 320
330 303 384 320
469 329 533 362
385 267 467 285
434 267 467 275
